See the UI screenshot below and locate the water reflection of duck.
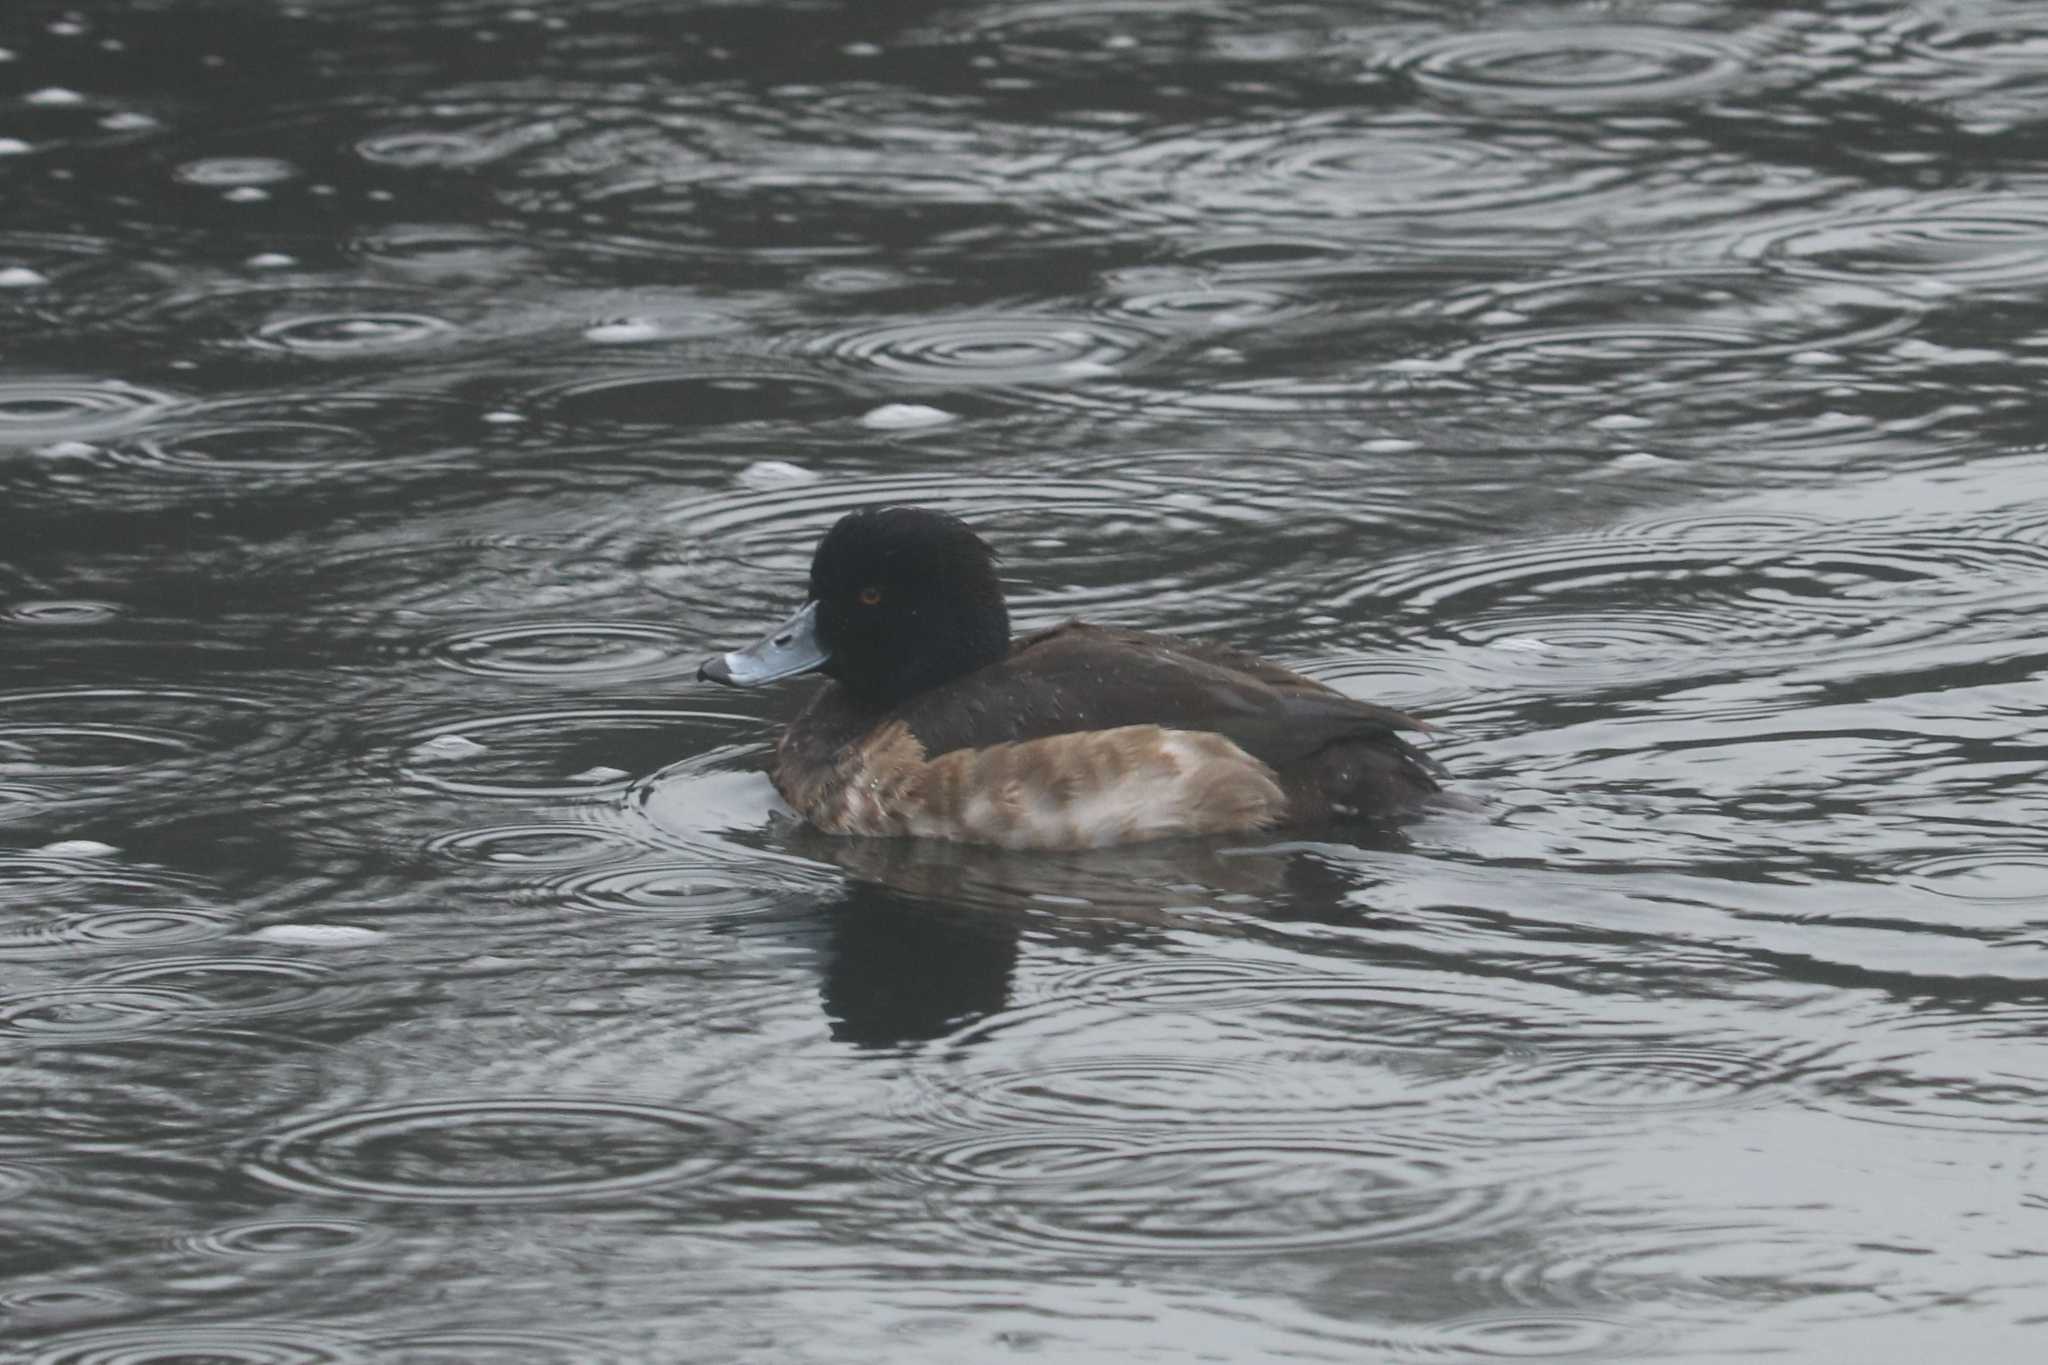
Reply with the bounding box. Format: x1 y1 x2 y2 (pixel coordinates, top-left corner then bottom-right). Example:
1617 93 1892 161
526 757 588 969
699 506 1451 848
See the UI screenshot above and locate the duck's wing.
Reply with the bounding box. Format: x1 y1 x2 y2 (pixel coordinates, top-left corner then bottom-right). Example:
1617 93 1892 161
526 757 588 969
897 622 1437 777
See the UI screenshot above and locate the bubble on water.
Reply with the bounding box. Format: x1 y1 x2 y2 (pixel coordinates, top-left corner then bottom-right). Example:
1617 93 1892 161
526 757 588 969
858 402 954 430
429 621 693 681
175 155 298 186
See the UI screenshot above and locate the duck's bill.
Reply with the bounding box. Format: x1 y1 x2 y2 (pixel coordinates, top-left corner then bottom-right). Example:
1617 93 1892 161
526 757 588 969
698 600 829 687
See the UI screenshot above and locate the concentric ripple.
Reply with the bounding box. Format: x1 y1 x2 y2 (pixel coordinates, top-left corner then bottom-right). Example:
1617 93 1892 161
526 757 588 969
361 1329 610 1364
179 1216 389 1262
1393 24 1754 109
389 706 754 798
251 312 457 355
136 285 461 356
0 1285 138 1325
85 956 360 1021
122 420 378 478
904 1132 1533 1259
353 130 499 168
806 313 1158 388
0 854 231 960
1098 279 1308 329
76 394 471 504
0 685 300 795
1898 850 2048 905
1738 195 2048 291
543 856 823 923
1330 484 2048 689
425 821 642 868
639 456 1484 640
528 369 870 429
0 378 179 445
429 620 693 681
345 223 540 277
1 600 120 627
1049 115 1633 234
0 985 207 1041
1405 1311 1657 1360
22 1324 363 1365
1496 1043 1819 1118
243 1097 738 1204
1419 266 1917 397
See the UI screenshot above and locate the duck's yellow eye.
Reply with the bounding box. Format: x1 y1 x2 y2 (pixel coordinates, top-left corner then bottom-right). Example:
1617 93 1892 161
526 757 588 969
859 586 883 606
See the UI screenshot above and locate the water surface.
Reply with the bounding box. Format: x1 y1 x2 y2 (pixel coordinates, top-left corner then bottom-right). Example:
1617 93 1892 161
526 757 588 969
4 1 2048 1360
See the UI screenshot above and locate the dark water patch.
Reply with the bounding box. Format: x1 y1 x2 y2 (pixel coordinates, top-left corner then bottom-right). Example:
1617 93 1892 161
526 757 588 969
84 956 363 1022
386 705 755 799
0 232 180 328
0 985 209 1042
248 526 637 634
0 853 231 960
1388 23 1761 110
428 619 694 681
0 378 181 446
0 686 306 797
19 1323 368 1365
0 1030 331 1153
243 1097 740 1205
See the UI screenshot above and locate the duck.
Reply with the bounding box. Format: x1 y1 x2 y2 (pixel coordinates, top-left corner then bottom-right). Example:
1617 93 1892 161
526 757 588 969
697 505 1450 849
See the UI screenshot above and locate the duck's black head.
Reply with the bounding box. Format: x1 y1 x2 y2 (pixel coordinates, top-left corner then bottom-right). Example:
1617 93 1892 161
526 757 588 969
699 506 1011 709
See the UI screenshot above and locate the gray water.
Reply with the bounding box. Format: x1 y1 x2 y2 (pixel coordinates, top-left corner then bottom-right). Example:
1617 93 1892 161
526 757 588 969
5 1 2048 1360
